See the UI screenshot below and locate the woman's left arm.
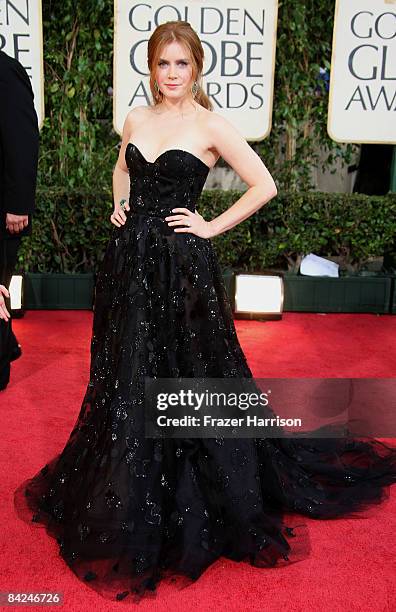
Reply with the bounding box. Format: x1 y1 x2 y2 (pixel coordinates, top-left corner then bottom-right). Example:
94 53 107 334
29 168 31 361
167 113 277 239
206 113 277 237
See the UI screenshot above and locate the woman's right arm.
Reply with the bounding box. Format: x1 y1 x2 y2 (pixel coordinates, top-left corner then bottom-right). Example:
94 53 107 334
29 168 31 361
111 107 142 227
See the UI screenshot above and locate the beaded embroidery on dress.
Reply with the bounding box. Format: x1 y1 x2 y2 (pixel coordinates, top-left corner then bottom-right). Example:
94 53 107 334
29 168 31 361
14 143 396 602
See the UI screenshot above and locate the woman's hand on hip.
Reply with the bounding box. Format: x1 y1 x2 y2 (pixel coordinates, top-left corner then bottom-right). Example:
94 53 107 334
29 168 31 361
110 202 130 227
165 208 214 239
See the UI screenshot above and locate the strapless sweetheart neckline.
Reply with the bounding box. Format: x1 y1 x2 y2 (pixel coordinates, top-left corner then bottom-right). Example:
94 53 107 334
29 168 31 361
126 141 211 171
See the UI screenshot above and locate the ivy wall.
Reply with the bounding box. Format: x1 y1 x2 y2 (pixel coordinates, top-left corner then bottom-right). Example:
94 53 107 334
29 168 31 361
37 0 352 193
19 0 392 275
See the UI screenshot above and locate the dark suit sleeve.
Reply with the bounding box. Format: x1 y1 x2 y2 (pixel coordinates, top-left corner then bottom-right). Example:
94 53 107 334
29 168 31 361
0 57 39 216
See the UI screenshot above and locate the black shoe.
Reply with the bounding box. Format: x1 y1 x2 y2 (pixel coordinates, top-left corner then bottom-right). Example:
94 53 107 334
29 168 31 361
0 346 21 391
9 344 22 362
0 364 10 391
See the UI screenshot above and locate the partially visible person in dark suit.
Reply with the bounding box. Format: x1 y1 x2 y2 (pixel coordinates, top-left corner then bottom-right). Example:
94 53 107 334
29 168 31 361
0 50 39 391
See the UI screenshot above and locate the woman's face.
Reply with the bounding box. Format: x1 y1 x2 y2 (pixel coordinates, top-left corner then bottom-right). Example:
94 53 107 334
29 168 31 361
154 41 194 100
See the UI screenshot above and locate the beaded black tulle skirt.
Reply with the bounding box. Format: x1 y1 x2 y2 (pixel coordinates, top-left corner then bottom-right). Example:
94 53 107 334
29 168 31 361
14 145 396 602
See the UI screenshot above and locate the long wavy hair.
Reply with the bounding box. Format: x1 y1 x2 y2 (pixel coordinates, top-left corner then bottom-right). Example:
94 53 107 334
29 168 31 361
147 21 213 111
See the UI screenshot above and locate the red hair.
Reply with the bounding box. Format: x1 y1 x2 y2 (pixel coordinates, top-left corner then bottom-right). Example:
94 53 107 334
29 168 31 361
147 21 213 111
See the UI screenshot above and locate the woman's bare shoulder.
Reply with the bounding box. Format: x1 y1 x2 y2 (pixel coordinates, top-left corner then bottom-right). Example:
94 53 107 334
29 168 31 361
201 109 241 157
205 109 236 134
197 107 222 136
125 105 149 127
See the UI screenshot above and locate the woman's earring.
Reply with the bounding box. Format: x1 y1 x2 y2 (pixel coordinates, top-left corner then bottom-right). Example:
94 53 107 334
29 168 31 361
191 80 198 98
154 80 161 97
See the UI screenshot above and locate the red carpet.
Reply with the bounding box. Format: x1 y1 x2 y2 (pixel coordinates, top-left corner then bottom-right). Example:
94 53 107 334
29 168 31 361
1 311 395 611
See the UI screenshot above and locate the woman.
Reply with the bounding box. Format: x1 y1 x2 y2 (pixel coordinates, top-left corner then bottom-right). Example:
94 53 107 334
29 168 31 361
14 21 396 602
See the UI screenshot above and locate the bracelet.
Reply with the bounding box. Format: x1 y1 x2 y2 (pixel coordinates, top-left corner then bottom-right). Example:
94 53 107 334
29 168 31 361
119 198 127 210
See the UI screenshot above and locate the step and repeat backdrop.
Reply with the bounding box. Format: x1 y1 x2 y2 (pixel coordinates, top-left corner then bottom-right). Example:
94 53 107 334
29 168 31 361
113 0 278 139
1 0 395 143
328 0 396 143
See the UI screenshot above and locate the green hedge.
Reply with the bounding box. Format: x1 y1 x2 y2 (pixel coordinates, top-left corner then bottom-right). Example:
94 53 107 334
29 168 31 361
17 190 396 274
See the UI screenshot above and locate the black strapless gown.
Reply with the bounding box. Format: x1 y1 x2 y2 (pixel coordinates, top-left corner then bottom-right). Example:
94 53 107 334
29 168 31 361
14 143 396 602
